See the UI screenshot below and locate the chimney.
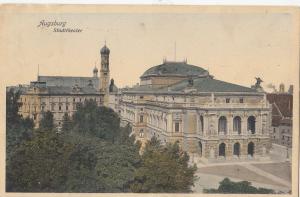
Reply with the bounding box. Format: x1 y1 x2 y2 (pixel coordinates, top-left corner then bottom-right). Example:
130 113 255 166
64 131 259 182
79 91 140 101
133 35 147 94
288 85 293 94
279 83 285 93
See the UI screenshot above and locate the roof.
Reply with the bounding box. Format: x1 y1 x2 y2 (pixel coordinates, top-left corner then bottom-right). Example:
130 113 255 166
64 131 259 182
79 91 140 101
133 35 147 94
38 76 100 89
47 86 100 95
23 86 101 95
100 45 110 54
141 61 209 78
267 93 293 117
126 76 258 94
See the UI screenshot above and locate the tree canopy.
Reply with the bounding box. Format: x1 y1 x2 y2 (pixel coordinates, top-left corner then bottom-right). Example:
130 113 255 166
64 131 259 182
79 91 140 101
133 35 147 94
130 137 197 193
203 178 275 194
6 98 197 193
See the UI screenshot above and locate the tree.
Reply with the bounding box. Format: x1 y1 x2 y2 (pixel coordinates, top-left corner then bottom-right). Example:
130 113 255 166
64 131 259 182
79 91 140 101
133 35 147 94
6 88 34 191
7 100 141 193
7 130 74 192
130 137 197 193
39 111 54 131
72 100 121 143
203 178 275 194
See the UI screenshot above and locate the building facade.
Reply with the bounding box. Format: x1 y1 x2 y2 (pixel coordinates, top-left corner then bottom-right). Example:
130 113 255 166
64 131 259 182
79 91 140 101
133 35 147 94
17 44 111 128
118 60 272 162
267 84 293 148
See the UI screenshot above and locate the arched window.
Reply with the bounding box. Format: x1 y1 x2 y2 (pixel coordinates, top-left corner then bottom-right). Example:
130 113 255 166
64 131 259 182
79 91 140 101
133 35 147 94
247 116 256 134
233 116 241 134
200 115 204 133
198 141 202 157
248 142 255 156
218 116 227 134
219 143 226 157
233 142 240 156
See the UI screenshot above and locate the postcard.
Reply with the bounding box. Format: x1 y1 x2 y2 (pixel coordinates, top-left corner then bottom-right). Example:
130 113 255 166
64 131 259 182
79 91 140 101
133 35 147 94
0 4 299 197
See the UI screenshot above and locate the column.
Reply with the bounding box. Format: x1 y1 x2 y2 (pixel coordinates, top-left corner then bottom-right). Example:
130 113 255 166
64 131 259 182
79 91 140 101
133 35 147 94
227 115 233 136
241 115 247 135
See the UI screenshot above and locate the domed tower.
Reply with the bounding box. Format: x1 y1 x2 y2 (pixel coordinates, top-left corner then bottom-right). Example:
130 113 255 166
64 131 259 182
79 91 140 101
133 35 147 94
100 44 110 105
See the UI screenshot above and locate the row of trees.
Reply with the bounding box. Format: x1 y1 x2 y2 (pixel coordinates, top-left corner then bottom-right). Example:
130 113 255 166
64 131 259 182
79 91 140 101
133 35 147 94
6 89 197 192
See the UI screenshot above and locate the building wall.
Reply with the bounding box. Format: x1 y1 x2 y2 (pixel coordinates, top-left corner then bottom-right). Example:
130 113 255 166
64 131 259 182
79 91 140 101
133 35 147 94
19 92 104 128
119 91 272 161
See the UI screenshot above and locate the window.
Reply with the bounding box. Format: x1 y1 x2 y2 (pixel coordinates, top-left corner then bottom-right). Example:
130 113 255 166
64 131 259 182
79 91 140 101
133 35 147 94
200 116 204 133
140 108 143 111
273 128 276 133
139 129 144 138
140 96 144 99
73 98 75 102
233 116 241 134
66 105 69 111
140 115 144 123
218 116 227 134
226 98 230 103
59 105 62 111
239 98 244 103
247 116 256 134
175 122 180 132
41 106 45 111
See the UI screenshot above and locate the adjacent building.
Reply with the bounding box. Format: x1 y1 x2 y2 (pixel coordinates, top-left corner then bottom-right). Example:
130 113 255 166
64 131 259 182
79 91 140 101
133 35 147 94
16 44 111 128
267 84 293 148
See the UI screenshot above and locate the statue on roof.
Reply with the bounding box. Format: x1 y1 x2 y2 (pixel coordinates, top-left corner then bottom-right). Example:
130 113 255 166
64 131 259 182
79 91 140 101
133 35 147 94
251 77 264 92
255 77 263 87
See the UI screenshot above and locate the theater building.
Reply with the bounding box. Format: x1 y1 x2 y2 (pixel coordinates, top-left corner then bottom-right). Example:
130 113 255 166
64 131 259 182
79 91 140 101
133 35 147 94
118 59 272 162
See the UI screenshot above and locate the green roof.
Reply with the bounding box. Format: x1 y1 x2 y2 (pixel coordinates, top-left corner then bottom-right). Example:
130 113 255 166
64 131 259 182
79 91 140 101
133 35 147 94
127 77 257 93
141 61 208 78
164 77 257 93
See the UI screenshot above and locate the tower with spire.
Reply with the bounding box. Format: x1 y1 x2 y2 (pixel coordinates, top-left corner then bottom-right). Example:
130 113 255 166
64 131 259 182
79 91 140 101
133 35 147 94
100 43 110 105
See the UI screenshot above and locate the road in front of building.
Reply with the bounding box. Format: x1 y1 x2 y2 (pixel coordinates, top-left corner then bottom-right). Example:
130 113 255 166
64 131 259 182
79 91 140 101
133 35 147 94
192 160 291 193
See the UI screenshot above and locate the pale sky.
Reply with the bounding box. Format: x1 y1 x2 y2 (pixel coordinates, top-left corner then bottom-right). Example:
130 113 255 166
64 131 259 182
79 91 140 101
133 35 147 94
0 6 298 92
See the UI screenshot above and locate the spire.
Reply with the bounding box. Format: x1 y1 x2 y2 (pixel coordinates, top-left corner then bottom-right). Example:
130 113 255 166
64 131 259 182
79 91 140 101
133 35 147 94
37 64 40 80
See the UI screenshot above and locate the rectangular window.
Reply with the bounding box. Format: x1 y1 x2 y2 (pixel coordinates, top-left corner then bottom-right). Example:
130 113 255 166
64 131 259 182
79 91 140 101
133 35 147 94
59 105 62 111
140 115 144 123
239 98 244 103
139 129 144 138
175 122 180 132
140 96 144 99
226 98 230 103
66 105 69 111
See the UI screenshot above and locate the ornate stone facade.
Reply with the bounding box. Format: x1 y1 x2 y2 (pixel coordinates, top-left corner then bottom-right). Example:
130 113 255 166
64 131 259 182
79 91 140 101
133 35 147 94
118 60 272 161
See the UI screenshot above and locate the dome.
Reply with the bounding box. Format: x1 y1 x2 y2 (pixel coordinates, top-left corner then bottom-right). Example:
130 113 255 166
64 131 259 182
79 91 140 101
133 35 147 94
141 60 209 79
100 44 110 54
